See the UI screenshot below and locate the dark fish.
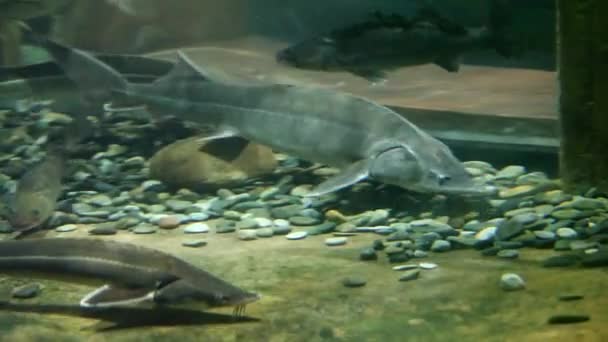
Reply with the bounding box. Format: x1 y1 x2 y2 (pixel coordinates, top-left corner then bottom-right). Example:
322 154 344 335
32 35 496 197
276 0 516 81
7 116 90 237
0 238 260 314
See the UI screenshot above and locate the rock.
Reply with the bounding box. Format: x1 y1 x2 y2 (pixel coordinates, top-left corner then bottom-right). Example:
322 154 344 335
289 216 321 226
215 221 236 233
188 212 209 221
499 185 537 199
475 226 497 241
141 180 165 192
237 229 257 240
72 203 109 218
497 249 519 259
133 225 157 234
359 247 378 261
271 204 305 219
55 224 77 233
551 209 583 220
580 248 608 267
419 262 438 270
542 254 581 267
495 219 526 241
85 194 113 207
325 209 349 223
547 315 590 325
255 227 274 238
149 137 277 189
182 239 207 248
253 217 273 228
500 273 525 291
342 276 367 288
392 264 418 271
183 223 210 234
306 221 337 235
534 231 556 240
286 231 308 240
556 227 578 239
325 237 347 246
534 190 572 205
89 223 117 235
398 269 420 282
236 219 259 230
430 240 451 252
496 165 526 179
157 215 181 229
410 219 456 237
12 283 42 299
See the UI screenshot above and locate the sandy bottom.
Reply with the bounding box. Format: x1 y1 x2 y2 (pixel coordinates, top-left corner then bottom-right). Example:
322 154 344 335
0 226 606 342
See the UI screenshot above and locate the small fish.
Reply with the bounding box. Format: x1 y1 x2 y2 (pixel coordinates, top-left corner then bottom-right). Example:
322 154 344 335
276 0 516 81
32 34 497 197
0 238 260 314
7 116 90 237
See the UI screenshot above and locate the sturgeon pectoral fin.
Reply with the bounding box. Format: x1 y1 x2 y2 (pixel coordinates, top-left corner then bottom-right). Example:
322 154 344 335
79 284 155 308
305 160 370 197
434 54 461 72
196 128 239 145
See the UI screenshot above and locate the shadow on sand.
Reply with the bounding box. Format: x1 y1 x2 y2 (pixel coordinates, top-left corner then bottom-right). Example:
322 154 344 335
0 301 259 331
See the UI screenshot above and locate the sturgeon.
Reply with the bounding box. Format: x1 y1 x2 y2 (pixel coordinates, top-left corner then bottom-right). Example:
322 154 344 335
0 238 259 314
34 36 496 197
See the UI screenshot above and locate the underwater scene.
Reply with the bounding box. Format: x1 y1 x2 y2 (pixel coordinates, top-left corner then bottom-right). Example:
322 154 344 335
0 0 606 341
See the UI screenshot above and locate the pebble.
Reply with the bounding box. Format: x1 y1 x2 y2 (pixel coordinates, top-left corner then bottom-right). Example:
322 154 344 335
398 269 420 282
551 209 583 220
188 212 209 221
419 262 438 270
499 273 525 291
475 226 497 241
556 227 578 239
392 264 418 271
256 228 274 238
89 224 117 235
165 199 193 212
499 185 537 199
496 165 526 179
497 249 520 259
254 217 273 228
534 231 556 240
289 216 321 226
359 247 378 261
215 222 236 233
141 180 165 192
342 276 367 288
55 224 77 233
157 215 181 229
85 194 113 207
182 239 207 248
237 229 258 241
286 231 308 240
325 237 347 246
558 294 584 301
430 240 451 252
183 223 210 234
12 283 42 299
133 225 157 234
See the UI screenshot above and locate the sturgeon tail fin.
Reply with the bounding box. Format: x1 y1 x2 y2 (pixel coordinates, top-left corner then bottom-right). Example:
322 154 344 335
24 28 130 108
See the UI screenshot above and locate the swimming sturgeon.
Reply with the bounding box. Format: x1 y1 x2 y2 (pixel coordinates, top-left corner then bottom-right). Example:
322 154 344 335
35 36 497 197
0 238 259 314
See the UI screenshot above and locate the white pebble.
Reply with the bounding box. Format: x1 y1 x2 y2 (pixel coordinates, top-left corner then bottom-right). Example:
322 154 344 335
55 224 77 233
286 231 308 240
325 237 347 246
237 229 257 241
392 264 419 271
475 226 497 241
500 273 526 291
419 262 438 270
254 217 273 228
273 219 290 229
183 223 210 234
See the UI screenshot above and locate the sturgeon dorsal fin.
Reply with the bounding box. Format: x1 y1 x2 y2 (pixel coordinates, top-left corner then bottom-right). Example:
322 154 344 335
153 50 212 87
79 284 155 308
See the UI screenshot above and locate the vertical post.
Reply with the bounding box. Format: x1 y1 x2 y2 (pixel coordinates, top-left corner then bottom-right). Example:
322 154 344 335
558 0 608 193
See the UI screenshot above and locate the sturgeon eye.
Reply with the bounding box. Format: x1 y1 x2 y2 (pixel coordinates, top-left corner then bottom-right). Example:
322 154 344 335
438 174 451 185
